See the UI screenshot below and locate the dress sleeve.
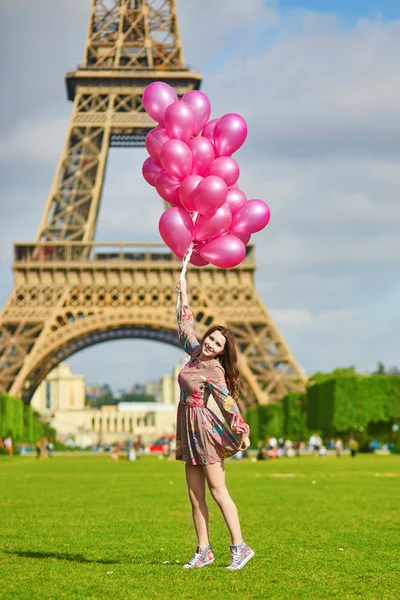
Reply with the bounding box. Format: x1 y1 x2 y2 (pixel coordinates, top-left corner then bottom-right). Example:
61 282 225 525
206 363 250 436
177 304 200 356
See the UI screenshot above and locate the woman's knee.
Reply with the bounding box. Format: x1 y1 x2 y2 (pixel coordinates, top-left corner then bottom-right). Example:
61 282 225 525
209 485 228 504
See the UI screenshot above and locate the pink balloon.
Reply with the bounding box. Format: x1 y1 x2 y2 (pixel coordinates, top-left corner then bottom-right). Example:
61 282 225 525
225 187 247 215
231 199 271 234
145 126 170 163
193 176 228 215
202 118 219 143
159 207 194 257
207 156 240 187
182 91 212 135
155 170 181 205
179 174 203 212
189 251 209 267
214 113 248 156
194 204 232 242
232 232 251 245
142 82 178 125
142 157 162 187
189 137 215 176
164 101 196 144
160 139 193 181
200 235 246 269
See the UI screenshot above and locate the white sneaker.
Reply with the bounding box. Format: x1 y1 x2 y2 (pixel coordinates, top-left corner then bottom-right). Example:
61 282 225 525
183 545 215 569
227 542 254 570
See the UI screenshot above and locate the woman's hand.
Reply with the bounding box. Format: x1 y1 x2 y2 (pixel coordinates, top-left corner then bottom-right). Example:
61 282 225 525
239 435 250 451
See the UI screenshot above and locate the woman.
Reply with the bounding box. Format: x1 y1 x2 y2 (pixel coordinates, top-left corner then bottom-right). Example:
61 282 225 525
176 280 254 571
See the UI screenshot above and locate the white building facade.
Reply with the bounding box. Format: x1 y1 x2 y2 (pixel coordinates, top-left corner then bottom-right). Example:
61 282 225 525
31 363 86 416
31 362 182 446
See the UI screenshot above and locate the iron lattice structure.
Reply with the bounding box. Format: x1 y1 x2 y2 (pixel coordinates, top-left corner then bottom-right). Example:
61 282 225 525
0 0 307 407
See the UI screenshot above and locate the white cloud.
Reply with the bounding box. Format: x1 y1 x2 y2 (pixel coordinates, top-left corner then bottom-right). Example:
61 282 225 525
177 0 280 66
205 17 400 155
269 306 398 374
271 307 357 330
0 113 69 164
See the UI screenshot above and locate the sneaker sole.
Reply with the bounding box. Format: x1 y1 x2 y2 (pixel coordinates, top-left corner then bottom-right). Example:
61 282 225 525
183 557 215 569
227 550 255 570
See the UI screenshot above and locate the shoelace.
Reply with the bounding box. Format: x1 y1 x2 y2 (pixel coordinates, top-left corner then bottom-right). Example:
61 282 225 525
230 550 242 568
187 552 202 567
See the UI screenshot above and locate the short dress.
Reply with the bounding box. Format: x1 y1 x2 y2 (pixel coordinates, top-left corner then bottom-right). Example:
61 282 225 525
175 305 250 466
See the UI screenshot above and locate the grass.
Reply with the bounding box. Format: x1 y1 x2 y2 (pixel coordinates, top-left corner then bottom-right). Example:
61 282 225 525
0 453 399 600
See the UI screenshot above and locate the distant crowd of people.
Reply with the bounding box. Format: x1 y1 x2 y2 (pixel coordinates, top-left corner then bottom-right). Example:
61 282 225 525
252 434 359 461
110 435 148 462
34 437 54 459
0 435 54 459
0 432 381 461
0 435 14 456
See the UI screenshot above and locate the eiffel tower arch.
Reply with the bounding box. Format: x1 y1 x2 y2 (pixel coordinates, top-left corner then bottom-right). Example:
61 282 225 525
0 0 307 407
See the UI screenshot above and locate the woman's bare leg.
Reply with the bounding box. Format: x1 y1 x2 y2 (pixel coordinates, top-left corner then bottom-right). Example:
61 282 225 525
185 464 210 548
204 462 243 546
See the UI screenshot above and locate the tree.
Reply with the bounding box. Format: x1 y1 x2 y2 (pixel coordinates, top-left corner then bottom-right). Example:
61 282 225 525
387 366 400 376
119 393 156 403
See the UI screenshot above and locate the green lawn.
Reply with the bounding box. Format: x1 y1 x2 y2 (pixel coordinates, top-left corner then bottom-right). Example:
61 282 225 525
0 453 399 600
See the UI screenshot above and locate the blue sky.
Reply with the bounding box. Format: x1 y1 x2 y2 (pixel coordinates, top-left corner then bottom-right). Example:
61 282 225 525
280 0 399 19
0 0 399 390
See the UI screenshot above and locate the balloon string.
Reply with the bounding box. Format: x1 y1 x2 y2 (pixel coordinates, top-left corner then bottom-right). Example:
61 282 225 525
179 242 194 281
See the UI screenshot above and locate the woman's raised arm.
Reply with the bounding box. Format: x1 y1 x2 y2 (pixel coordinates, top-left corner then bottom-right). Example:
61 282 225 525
176 280 200 356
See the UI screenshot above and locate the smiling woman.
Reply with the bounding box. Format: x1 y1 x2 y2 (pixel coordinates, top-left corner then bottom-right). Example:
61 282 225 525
175 278 254 571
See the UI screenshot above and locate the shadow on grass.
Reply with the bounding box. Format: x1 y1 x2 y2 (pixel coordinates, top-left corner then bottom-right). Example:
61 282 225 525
2 550 121 565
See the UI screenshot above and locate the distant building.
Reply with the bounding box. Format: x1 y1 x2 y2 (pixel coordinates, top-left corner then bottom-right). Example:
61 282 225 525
31 361 185 446
51 402 176 446
145 380 161 402
31 363 85 417
130 383 145 395
161 362 183 406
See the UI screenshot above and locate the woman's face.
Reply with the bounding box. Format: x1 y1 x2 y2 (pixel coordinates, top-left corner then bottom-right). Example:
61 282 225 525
202 330 226 359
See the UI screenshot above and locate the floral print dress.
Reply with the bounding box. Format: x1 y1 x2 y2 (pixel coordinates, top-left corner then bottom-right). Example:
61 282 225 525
176 305 250 466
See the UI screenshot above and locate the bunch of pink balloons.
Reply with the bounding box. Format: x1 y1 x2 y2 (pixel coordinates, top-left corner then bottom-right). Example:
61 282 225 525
142 81 271 268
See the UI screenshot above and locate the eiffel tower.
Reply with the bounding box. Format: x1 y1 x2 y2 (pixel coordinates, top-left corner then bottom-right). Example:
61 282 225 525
0 0 306 407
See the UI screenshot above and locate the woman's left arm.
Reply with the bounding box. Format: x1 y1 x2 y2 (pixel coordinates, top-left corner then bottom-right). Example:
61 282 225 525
207 363 250 437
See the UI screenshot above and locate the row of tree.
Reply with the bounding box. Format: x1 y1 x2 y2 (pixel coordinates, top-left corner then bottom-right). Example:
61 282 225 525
246 367 400 449
0 394 54 445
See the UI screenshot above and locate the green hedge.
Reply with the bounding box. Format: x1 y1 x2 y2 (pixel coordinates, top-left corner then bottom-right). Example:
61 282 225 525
246 405 261 445
0 394 24 441
0 394 44 444
24 405 44 444
246 397 303 444
258 404 284 440
283 392 308 440
307 380 335 435
307 375 400 439
246 373 400 444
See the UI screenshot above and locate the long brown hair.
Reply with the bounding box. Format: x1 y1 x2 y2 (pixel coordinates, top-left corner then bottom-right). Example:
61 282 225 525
201 325 243 401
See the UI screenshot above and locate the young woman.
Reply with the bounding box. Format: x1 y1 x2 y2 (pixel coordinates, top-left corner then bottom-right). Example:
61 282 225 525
176 280 254 571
